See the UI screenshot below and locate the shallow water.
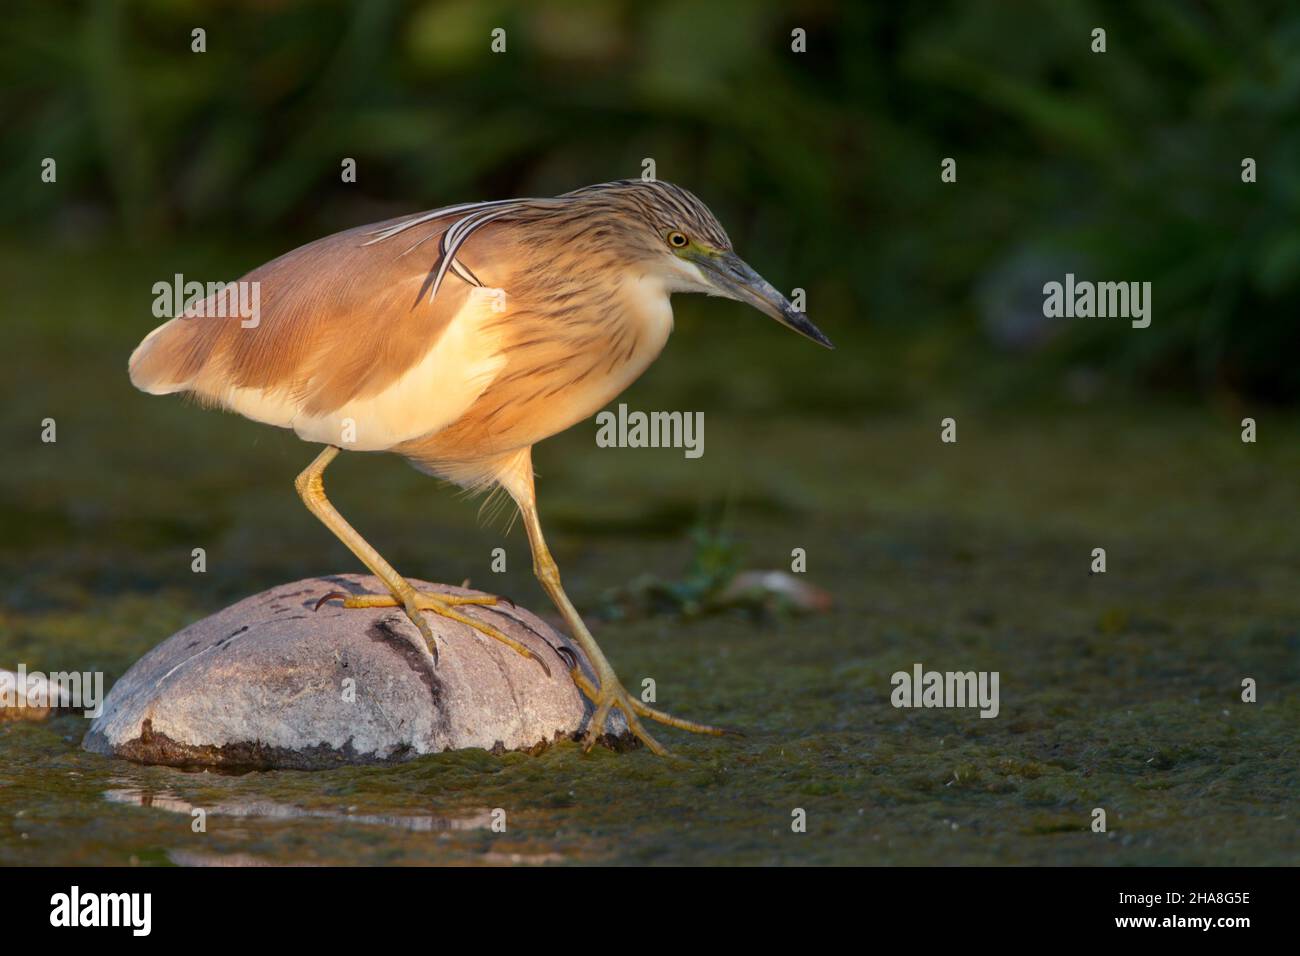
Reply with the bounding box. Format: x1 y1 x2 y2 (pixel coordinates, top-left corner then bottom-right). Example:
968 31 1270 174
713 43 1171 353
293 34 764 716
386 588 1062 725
2 244 1297 865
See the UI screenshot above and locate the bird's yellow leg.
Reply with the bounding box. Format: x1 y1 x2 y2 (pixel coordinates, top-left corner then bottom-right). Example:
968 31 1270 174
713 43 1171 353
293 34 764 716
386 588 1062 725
295 446 548 675
566 668 730 737
515 497 733 755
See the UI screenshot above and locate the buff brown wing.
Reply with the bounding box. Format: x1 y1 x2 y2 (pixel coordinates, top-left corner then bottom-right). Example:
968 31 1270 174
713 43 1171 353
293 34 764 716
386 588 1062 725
127 214 480 430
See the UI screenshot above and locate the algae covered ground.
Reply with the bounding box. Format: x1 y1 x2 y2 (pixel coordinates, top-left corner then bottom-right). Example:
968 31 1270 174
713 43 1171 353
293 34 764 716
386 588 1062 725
1 243 1297 866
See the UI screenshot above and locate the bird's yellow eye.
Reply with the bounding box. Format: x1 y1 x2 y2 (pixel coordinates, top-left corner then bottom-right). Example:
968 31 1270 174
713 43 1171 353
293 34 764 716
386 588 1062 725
667 231 689 249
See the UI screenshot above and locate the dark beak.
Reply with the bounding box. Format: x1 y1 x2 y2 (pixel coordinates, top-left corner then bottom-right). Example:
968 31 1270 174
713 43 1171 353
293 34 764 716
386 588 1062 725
698 251 834 349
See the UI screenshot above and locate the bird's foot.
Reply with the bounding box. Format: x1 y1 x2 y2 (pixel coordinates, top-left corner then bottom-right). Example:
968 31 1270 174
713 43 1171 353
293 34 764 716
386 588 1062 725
557 654 738 756
315 588 550 677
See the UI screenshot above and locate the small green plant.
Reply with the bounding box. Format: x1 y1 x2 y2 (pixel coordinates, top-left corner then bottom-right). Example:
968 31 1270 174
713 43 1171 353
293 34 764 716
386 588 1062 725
597 523 831 622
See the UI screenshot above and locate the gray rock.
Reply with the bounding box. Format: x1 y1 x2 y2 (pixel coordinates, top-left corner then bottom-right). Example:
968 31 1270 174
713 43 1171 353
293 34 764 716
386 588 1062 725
83 575 629 769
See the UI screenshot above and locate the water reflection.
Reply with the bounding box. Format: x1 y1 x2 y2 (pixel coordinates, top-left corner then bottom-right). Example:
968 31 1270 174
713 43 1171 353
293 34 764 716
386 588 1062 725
103 787 494 832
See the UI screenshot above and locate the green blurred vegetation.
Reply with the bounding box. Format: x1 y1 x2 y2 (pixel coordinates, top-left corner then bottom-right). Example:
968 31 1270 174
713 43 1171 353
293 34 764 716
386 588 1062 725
3 0 1298 402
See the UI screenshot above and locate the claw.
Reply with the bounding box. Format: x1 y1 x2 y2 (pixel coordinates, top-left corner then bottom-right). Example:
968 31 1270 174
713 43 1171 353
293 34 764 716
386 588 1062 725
554 645 579 673
453 605 551 678
506 642 551 679
314 590 348 612
403 603 439 665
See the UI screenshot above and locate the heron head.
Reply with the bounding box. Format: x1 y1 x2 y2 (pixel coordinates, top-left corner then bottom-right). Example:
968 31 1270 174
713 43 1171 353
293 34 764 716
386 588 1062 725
573 180 835 350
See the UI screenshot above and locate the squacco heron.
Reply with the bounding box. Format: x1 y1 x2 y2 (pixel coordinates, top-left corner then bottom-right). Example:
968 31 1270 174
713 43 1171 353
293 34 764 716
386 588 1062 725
128 179 833 755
